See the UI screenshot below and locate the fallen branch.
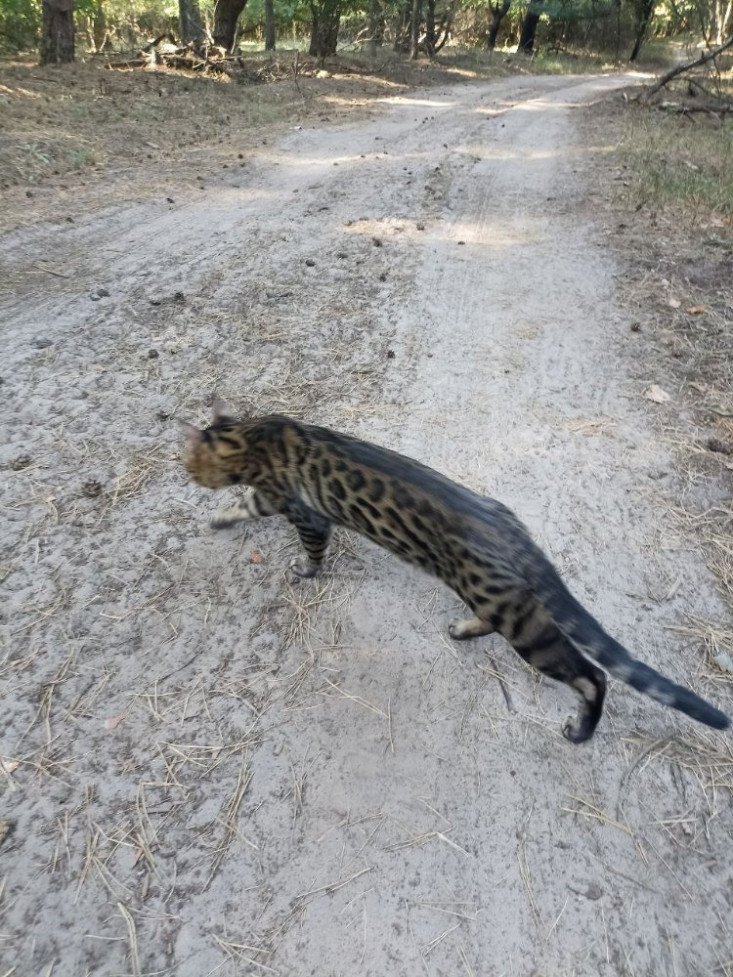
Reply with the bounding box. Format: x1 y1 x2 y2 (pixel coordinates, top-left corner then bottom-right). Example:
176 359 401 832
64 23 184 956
657 99 733 114
141 33 176 52
641 34 733 101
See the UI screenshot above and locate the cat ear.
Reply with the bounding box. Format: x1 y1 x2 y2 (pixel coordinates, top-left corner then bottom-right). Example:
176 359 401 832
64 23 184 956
212 395 236 422
178 419 204 443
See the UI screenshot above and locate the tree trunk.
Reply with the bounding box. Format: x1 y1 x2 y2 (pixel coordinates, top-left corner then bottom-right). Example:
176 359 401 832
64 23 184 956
410 0 420 58
629 0 654 60
719 0 733 44
424 0 436 56
393 0 411 51
265 0 276 50
213 0 248 50
86 0 107 52
367 0 383 56
487 0 510 48
309 0 340 58
179 0 204 45
517 0 542 52
39 0 75 64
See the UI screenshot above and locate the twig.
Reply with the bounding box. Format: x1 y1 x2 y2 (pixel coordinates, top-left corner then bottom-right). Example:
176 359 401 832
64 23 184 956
32 263 71 279
117 902 141 977
296 865 372 900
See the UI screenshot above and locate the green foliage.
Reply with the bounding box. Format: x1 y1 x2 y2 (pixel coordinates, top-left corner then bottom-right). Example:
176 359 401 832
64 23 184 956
0 0 41 52
237 0 312 34
540 0 617 25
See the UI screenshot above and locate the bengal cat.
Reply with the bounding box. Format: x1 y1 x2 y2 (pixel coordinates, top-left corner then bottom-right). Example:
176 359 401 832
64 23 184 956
181 403 730 743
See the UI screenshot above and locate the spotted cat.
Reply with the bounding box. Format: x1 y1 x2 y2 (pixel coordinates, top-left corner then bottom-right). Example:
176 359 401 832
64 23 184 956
181 404 730 743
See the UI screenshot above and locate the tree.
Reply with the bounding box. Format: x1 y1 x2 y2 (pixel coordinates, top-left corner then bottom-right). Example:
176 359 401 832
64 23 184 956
628 0 654 59
424 0 436 54
179 0 204 44
367 0 384 55
213 0 248 49
410 0 421 56
487 0 511 47
517 0 543 50
309 0 341 56
265 0 276 49
39 0 75 64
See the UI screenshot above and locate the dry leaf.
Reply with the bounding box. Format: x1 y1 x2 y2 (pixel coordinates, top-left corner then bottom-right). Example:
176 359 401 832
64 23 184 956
104 714 126 730
644 384 671 404
686 306 705 315
667 297 681 309
250 550 265 564
1 760 20 775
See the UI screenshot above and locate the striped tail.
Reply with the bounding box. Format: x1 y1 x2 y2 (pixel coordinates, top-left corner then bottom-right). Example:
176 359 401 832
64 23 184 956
532 554 730 731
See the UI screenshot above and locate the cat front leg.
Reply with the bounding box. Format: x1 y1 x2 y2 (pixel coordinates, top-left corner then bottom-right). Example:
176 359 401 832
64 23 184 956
210 487 279 529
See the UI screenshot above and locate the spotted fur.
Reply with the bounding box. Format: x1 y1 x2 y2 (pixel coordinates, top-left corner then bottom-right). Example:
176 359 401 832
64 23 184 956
182 406 730 743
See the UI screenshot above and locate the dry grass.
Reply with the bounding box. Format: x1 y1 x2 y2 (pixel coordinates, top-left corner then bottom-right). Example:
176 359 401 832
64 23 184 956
623 90 733 216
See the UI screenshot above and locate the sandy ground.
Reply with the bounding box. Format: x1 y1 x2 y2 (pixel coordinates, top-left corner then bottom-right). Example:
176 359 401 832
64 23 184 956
2 73 732 976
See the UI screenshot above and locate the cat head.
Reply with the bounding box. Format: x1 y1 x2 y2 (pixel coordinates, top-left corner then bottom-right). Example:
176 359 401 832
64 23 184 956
180 398 250 490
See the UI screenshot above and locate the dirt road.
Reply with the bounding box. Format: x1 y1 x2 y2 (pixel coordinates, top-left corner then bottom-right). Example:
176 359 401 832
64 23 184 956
2 73 731 976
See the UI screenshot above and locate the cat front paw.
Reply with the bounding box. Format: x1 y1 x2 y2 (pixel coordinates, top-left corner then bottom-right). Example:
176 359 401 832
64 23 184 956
288 558 320 580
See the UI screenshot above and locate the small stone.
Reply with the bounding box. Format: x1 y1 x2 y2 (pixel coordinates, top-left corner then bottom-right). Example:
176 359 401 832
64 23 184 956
305 258 316 267
372 237 383 248
11 455 32 471
630 322 641 332
32 338 53 349
386 349 395 359
416 222 425 231
148 349 159 359
173 291 185 303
